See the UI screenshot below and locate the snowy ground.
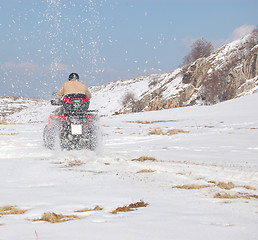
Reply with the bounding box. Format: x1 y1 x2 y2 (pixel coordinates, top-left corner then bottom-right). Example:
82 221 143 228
0 93 258 240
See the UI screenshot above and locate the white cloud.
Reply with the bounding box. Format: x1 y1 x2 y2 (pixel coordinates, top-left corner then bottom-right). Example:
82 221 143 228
212 24 256 49
229 24 256 41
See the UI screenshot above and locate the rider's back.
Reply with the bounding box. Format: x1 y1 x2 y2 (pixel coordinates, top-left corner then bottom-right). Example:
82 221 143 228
57 80 91 99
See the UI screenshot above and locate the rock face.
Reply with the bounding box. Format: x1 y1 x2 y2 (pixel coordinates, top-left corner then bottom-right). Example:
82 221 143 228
227 45 258 98
90 31 258 115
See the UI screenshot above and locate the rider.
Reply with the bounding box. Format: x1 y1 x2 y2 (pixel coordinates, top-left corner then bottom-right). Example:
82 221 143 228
56 73 91 101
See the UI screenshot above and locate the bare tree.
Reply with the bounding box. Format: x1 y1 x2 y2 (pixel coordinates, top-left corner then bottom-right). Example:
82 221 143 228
122 91 136 106
183 38 214 65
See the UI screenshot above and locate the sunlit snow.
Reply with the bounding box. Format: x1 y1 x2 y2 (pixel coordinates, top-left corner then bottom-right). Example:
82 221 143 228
0 93 257 239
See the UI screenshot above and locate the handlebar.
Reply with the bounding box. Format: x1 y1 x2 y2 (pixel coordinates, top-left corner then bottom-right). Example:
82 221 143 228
51 100 62 106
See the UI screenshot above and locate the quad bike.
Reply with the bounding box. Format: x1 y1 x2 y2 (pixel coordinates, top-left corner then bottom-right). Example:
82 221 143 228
43 94 99 151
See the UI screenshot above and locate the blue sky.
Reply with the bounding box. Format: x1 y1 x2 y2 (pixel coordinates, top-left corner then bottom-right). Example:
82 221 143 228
0 0 257 97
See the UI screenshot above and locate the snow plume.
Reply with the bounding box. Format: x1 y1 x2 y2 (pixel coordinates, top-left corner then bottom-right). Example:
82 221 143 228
43 0 106 85
0 0 108 97
45 0 63 82
0 62 72 98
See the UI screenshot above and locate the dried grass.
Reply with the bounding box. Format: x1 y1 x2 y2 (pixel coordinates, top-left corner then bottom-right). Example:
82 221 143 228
166 129 190 135
132 156 157 162
111 201 149 214
0 120 12 125
215 182 256 190
0 120 21 125
127 120 177 124
208 181 216 184
32 212 81 223
214 193 258 199
0 133 18 136
67 160 84 167
35 230 39 240
137 169 156 173
148 128 189 136
217 182 236 190
173 181 256 193
75 205 103 213
148 128 165 135
0 205 28 215
52 161 64 165
214 193 240 199
114 131 123 134
241 185 256 190
244 194 258 199
173 184 210 189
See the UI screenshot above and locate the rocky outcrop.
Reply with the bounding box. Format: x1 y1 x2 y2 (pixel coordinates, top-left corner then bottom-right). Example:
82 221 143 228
90 32 258 115
127 32 257 112
227 45 258 98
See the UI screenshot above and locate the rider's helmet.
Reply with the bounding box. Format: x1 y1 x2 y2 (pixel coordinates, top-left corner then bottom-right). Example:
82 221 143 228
68 73 79 81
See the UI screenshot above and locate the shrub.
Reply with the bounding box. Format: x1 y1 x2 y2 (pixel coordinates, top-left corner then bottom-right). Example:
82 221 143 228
182 38 214 65
122 91 136 106
148 79 158 87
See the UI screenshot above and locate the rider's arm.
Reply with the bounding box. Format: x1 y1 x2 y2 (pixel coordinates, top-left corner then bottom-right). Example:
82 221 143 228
56 84 65 100
84 85 92 99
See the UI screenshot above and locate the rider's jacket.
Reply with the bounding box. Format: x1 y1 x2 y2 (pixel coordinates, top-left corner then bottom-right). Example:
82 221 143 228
56 79 91 100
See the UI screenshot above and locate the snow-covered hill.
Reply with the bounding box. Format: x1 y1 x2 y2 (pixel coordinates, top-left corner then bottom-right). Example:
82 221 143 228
90 32 258 116
0 92 257 239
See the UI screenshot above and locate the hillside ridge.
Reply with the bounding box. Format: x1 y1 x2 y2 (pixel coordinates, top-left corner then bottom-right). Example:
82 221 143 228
90 31 258 116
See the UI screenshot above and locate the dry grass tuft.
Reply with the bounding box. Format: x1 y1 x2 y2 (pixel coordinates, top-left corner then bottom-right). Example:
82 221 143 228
75 205 103 213
173 184 210 189
0 205 28 215
214 192 258 199
217 182 236 190
137 169 156 173
148 128 165 135
0 120 21 125
214 193 239 199
52 161 64 165
111 201 149 214
67 160 84 167
210 181 256 191
127 201 149 208
0 132 18 136
244 194 258 199
208 181 217 184
132 156 157 162
127 120 177 124
148 128 189 136
166 129 190 135
204 125 215 128
0 120 12 125
241 185 256 190
32 212 81 223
